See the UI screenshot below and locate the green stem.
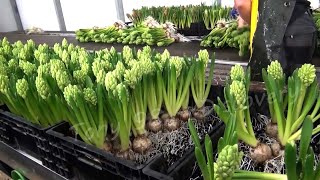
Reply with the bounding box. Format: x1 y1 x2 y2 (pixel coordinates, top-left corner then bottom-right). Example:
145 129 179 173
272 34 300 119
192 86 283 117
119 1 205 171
237 110 248 134
310 94 320 118
233 170 287 180
237 128 258 147
245 104 255 137
119 99 130 151
274 98 285 142
313 114 320 122
289 124 320 141
293 87 306 121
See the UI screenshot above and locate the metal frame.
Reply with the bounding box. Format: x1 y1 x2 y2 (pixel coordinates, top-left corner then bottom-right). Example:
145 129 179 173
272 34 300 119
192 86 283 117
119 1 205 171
9 0 23 31
0 142 67 180
115 0 125 21
53 0 67 31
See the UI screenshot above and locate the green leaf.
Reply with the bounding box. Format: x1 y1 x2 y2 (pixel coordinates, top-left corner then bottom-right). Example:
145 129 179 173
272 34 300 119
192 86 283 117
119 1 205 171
195 147 210 180
205 135 214 179
299 117 313 162
314 162 320 180
188 119 201 149
302 149 315 180
285 142 297 180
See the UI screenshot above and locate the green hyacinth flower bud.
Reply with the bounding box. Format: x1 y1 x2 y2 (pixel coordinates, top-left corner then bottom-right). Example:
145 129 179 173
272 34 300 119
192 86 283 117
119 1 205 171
267 60 284 80
298 64 316 87
230 64 245 81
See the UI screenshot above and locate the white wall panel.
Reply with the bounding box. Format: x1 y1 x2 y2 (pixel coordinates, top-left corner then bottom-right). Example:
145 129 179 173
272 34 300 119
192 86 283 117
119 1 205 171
309 0 319 9
221 0 234 7
16 0 59 30
61 0 118 31
0 0 18 32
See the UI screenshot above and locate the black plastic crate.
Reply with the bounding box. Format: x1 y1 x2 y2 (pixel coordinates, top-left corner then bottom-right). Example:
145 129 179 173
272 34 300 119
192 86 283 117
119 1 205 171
0 110 12 146
177 22 211 37
0 110 73 178
47 122 161 180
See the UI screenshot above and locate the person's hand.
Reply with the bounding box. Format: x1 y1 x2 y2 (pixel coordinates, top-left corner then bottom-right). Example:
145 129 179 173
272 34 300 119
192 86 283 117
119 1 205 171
237 16 248 28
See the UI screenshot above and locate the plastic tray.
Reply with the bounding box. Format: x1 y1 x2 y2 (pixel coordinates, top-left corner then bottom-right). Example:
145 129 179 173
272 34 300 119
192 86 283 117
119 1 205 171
47 122 159 180
142 122 224 180
0 110 72 178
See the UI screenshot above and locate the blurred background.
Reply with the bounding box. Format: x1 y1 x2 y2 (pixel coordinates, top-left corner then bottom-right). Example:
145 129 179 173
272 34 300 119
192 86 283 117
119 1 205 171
1 0 318 32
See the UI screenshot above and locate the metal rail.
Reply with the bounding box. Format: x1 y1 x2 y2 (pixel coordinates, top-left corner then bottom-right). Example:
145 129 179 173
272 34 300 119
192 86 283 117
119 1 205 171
0 142 68 180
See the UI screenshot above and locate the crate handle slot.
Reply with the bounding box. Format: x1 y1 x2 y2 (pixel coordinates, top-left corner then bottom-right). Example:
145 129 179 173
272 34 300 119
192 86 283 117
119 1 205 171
11 126 27 135
77 157 103 170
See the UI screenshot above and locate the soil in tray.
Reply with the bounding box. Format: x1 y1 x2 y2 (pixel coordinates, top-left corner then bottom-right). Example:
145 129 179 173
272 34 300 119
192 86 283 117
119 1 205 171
64 105 220 167
130 106 220 166
187 114 320 179
239 114 320 174
143 107 220 167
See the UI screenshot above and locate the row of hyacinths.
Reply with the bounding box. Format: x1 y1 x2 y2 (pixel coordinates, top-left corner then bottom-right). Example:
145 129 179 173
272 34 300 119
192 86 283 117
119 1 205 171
0 37 215 158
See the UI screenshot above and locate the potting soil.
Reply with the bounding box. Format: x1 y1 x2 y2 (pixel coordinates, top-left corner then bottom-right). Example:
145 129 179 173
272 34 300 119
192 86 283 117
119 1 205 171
132 106 220 166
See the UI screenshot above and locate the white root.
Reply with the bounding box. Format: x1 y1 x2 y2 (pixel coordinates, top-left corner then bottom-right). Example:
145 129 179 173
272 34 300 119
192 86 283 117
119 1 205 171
136 106 218 166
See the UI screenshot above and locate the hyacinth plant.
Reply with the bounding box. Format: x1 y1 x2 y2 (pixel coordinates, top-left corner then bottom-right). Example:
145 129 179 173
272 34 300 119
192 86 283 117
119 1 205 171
189 114 289 180
0 38 63 126
262 61 320 146
213 65 275 163
124 47 155 153
190 50 215 121
285 117 320 180
145 51 165 133
214 65 257 147
161 53 195 131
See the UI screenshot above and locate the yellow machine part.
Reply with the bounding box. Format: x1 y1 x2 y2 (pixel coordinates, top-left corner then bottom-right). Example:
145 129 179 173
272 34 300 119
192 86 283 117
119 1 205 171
250 0 258 57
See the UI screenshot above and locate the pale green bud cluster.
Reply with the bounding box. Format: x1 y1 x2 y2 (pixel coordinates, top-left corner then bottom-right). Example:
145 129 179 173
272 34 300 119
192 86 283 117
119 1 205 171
8 59 18 72
116 83 129 103
84 88 97 106
61 50 70 63
68 43 75 53
37 64 50 76
63 84 80 106
267 60 283 80
198 49 209 64
122 46 133 64
161 49 170 64
230 80 246 109
114 61 126 81
230 64 245 81
105 71 118 95
109 47 117 56
19 61 36 76
169 56 184 77
50 59 66 80
298 64 316 87
214 144 243 180
56 70 71 91
62 38 68 49
73 70 87 84
70 51 78 64
36 76 51 99
0 62 8 75
0 74 9 94
96 70 106 84
16 79 29 99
